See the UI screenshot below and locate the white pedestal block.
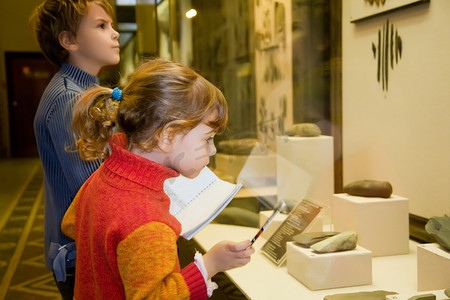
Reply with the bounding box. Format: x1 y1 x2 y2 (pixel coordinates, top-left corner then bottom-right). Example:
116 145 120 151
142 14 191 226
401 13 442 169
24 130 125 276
286 242 372 290
417 243 450 291
332 193 409 257
276 136 334 224
215 152 276 184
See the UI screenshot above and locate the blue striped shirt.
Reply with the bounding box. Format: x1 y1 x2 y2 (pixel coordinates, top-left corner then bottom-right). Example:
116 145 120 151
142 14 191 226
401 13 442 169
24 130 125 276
34 63 101 270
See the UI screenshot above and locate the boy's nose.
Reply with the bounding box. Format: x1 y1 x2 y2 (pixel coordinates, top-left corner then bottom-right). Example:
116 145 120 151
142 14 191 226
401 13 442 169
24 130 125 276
113 29 120 40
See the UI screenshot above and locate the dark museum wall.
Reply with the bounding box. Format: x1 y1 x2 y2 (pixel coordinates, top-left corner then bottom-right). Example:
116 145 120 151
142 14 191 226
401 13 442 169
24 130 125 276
0 0 42 157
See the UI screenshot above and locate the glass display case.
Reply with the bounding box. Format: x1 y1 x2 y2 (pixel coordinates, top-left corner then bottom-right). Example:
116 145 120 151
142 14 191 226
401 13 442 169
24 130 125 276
117 0 342 228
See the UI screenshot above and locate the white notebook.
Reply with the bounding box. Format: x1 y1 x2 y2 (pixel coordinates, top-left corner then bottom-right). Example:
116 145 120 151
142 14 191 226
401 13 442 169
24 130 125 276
164 167 242 240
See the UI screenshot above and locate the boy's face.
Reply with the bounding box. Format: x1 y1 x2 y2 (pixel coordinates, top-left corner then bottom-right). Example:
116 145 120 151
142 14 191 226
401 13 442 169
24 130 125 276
167 114 218 179
70 3 120 75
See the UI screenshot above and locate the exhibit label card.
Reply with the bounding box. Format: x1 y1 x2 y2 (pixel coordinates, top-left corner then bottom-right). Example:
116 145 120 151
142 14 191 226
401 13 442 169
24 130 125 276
261 199 323 266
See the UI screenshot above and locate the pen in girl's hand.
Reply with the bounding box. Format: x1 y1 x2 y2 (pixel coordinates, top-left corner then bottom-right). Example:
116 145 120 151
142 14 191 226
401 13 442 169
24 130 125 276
247 201 286 249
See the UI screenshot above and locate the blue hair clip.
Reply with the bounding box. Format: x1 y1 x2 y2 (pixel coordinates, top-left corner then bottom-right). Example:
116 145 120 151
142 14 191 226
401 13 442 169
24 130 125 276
112 87 122 101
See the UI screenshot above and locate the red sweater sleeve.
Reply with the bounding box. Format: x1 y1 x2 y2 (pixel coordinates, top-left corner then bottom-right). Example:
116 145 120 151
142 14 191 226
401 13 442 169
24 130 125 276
116 222 207 299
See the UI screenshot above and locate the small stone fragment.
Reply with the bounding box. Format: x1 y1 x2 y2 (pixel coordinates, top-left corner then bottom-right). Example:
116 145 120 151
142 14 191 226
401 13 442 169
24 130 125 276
285 123 321 137
293 232 340 247
407 293 436 300
425 216 450 251
344 180 393 198
324 290 398 300
310 231 358 253
444 288 450 297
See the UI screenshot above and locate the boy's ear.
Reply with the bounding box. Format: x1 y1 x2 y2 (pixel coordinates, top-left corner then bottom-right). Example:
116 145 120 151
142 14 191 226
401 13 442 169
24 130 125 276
58 31 78 52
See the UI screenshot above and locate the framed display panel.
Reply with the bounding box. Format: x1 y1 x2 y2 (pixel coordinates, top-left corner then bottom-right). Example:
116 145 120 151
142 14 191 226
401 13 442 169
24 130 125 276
261 199 325 266
350 0 430 23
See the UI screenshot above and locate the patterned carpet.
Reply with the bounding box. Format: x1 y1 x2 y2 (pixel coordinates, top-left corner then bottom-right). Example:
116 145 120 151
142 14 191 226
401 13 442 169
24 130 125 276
0 164 61 300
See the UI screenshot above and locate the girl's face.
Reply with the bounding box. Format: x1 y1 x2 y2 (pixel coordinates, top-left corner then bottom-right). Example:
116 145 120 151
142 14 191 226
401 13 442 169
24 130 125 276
166 114 218 179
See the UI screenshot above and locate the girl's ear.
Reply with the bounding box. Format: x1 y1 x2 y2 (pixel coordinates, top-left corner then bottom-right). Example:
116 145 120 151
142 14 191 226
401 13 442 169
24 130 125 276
157 127 174 153
59 31 78 52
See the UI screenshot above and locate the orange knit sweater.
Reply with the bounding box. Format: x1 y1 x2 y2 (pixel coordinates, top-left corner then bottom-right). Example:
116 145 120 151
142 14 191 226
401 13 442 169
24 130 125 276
61 133 207 299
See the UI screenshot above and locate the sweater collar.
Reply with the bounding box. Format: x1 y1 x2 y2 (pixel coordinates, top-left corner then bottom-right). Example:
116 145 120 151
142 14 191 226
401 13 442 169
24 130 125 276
60 63 100 89
103 133 179 191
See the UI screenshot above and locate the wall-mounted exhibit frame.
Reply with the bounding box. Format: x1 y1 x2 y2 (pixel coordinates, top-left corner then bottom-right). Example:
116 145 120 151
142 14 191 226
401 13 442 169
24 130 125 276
350 0 429 23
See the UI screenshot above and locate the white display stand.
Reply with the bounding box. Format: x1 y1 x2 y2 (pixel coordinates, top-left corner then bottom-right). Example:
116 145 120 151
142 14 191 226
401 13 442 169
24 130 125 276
417 243 450 291
231 145 278 209
286 242 372 290
194 223 447 300
236 153 277 187
332 193 409 257
276 135 334 224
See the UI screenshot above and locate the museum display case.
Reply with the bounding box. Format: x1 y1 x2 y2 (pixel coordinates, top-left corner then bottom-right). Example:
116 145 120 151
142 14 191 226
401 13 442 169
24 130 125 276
104 0 450 298
0 0 448 298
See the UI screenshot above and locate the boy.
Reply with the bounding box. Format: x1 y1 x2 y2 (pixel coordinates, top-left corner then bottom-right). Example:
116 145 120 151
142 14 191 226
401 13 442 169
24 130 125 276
30 0 120 298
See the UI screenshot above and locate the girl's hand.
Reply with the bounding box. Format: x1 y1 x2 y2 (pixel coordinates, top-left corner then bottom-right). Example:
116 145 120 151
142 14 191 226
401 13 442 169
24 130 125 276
202 240 255 279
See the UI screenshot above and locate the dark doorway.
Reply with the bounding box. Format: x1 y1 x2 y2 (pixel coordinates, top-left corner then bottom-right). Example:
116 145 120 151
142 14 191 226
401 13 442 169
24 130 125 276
6 52 58 157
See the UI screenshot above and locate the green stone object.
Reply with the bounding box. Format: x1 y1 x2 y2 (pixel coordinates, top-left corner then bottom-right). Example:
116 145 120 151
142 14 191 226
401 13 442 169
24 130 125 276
425 216 450 251
310 231 357 253
217 138 259 155
285 123 321 137
344 180 393 198
293 231 340 247
324 290 398 300
444 288 450 297
407 293 436 300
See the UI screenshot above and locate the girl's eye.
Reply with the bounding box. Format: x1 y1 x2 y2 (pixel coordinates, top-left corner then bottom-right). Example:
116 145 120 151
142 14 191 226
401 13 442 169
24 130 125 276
206 137 214 144
98 23 105 29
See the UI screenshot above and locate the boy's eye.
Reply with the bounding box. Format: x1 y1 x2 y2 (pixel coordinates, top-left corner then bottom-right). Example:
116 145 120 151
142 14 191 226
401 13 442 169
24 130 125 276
206 137 214 144
98 23 105 29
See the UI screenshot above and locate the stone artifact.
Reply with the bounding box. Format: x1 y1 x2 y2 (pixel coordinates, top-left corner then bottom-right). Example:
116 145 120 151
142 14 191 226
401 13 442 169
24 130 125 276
324 290 398 300
285 123 321 137
425 216 450 251
444 288 450 297
216 138 259 155
293 231 340 247
310 231 358 253
344 180 393 198
407 294 436 300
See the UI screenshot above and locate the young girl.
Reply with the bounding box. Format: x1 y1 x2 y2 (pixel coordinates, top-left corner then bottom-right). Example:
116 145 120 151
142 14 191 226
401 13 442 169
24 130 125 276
61 59 254 299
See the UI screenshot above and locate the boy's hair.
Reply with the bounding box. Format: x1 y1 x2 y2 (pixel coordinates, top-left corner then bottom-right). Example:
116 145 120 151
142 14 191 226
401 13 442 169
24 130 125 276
30 0 114 66
72 59 228 161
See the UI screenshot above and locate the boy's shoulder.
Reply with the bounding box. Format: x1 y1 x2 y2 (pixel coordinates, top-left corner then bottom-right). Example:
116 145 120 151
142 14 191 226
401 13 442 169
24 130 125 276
42 71 83 102
63 77 86 94
45 64 98 97
36 64 98 119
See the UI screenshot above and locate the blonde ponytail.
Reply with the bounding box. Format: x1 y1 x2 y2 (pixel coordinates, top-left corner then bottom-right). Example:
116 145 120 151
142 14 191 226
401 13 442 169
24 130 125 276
72 86 120 161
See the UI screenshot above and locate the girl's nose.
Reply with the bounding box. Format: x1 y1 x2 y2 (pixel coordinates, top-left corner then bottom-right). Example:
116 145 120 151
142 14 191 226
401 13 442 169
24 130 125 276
209 143 217 156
